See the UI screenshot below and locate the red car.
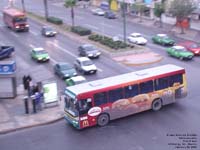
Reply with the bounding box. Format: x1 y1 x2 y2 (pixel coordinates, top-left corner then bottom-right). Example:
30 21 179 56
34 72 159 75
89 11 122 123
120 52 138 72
178 41 200 55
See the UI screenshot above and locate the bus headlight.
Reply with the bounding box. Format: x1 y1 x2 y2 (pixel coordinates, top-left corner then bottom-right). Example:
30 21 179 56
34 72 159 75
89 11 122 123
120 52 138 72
15 26 19 29
25 24 29 27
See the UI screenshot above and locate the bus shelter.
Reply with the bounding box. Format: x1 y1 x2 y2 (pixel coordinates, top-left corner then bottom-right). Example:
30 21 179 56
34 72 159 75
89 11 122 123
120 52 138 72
0 59 17 99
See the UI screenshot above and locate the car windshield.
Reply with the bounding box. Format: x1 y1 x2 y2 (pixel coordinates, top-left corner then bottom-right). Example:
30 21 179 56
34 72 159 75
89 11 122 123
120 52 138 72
74 80 85 84
35 50 47 55
132 34 141 37
45 27 53 31
82 60 93 66
161 35 169 39
176 48 187 52
60 64 72 70
84 45 96 51
190 44 199 48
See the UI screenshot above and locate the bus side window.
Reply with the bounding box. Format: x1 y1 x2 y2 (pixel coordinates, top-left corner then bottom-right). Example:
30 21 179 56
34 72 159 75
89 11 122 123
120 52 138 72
108 88 123 103
139 80 153 94
94 92 107 106
155 77 169 91
124 84 139 98
169 74 183 87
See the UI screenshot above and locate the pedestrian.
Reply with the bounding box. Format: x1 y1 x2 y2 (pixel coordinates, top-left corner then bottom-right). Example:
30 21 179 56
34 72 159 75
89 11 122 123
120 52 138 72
23 75 27 90
35 92 43 111
28 80 34 97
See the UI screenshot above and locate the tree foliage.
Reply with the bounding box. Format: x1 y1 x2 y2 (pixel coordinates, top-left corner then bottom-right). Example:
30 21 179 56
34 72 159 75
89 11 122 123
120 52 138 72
132 2 146 22
168 0 196 33
154 2 165 18
169 0 196 21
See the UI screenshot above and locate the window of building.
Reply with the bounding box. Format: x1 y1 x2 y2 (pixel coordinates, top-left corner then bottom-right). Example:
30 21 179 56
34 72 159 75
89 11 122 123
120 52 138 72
140 80 153 94
94 92 107 106
124 84 139 98
155 77 169 91
108 88 123 102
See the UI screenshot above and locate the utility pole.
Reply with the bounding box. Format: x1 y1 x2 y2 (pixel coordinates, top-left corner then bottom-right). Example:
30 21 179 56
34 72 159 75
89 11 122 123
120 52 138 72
122 0 127 44
21 0 26 12
44 0 49 20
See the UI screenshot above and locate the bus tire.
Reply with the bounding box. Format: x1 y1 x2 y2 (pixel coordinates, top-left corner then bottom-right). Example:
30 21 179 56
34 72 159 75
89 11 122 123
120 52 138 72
152 99 162 111
97 113 109 127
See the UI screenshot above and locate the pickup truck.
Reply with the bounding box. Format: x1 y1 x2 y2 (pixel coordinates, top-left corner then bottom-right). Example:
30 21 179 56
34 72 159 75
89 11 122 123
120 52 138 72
0 46 15 60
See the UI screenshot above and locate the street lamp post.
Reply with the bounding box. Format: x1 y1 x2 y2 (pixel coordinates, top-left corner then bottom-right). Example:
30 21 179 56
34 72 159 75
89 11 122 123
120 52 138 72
122 0 127 44
44 0 49 20
21 0 26 12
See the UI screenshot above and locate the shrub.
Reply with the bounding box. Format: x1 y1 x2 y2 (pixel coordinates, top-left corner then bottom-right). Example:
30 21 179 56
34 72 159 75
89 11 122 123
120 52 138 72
71 26 91 36
47 16 63 25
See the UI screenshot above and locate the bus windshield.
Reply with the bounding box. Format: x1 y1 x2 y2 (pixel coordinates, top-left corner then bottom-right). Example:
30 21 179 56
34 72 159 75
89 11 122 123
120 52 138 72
64 95 79 117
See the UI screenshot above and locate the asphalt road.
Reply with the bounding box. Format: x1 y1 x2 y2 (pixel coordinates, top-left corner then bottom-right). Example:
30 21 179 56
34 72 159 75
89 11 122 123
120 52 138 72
0 1 199 150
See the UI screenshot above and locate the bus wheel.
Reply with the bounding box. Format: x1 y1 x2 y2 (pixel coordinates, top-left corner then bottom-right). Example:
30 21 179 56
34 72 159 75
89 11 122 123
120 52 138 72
97 113 109 127
152 99 162 111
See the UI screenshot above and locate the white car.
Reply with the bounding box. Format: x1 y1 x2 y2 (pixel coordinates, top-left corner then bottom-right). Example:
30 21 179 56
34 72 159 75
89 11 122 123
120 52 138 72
127 33 147 45
91 8 105 16
74 57 97 74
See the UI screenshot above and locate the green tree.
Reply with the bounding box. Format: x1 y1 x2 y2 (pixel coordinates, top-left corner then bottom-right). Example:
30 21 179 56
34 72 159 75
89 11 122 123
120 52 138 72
64 0 76 27
168 0 196 34
132 2 146 22
154 1 165 27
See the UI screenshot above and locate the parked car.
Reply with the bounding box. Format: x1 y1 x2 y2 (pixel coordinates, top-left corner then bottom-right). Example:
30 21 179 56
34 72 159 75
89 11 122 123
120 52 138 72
41 26 57 37
78 44 101 58
91 8 105 16
152 34 175 46
74 57 97 74
54 62 77 79
167 45 194 60
30 47 50 62
65 75 86 86
127 33 147 45
0 46 14 60
104 11 116 19
178 41 200 55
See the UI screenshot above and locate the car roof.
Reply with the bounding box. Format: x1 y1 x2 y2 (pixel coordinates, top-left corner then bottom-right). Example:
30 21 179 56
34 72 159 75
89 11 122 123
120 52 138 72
33 47 44 51
70 76 86 82
157 34 167 37
173 46 184 49
131 33 141 36
76 57 91 62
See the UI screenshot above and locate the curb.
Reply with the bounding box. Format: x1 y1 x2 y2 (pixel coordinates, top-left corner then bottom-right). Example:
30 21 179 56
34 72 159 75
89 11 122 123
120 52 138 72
0 115 64 135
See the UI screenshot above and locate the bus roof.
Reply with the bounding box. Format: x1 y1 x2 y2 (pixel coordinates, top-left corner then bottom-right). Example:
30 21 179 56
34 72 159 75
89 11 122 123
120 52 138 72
3 8 25 17
66 64 185 95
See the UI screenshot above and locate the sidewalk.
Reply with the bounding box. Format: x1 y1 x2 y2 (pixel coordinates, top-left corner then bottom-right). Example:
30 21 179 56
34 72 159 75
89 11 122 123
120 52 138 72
0 85 64 134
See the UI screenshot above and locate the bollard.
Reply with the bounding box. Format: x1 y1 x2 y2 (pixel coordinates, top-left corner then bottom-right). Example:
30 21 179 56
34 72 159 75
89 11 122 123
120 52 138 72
23 96 29 114
31 95 37 113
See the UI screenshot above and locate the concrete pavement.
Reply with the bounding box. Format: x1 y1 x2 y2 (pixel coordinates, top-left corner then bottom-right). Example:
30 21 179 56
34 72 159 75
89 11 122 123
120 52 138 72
0 6 199 134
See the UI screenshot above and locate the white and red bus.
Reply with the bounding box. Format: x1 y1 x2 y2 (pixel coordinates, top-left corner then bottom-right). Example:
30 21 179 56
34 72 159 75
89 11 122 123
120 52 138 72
3 8 29 32
64 64 187 129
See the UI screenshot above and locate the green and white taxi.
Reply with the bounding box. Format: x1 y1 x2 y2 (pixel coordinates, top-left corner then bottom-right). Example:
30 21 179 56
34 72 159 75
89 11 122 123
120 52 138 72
30 47 50 62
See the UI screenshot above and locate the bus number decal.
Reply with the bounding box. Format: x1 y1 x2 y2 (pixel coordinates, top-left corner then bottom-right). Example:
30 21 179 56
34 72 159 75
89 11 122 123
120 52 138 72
88 107 102 117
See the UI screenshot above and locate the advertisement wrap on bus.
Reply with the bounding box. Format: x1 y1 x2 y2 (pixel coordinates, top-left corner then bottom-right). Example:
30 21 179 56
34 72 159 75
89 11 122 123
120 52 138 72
63 64 187 129
3 8 29 32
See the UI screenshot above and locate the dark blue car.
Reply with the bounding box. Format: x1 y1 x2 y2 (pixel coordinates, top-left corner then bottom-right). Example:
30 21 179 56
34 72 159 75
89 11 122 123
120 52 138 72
104 11 116 19
0 46 15 60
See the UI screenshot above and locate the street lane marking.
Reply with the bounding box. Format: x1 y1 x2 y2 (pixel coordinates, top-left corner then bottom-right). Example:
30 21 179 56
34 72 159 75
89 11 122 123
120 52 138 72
50 42 77 58
97 68 103 72
29 44 35 49
100 23 113 28
50 57 57 64
10 32 19 38
29 30 39 36
84 24 99 30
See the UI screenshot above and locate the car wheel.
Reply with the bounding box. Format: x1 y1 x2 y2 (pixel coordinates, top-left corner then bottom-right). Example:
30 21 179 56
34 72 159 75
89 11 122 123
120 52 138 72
97 113 109 127
179 57 183 60
152 99 162 111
